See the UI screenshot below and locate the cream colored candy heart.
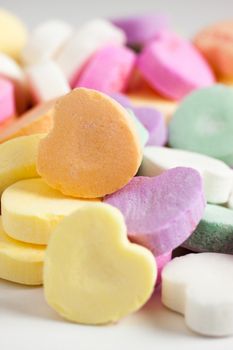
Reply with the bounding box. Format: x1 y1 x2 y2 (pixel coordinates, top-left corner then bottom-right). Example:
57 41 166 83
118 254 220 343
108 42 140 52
44 203 156 324
0 134 44 196
2 178 99 245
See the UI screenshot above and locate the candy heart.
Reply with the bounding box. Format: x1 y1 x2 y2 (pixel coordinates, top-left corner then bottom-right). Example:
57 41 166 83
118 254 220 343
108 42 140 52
104 167 205 255
37 88 142 198
0 217 44 285
2 178 99 245
137 31 215 100
0 77 15 123
183 204 233 254
162 252 233 336
22 20 73 65
169 85 233 166
140 146 233 204
75 45 136 93
44 203 156 324
0 99 55 143
112 14 169 48
0 134 43 196
27 60 70 103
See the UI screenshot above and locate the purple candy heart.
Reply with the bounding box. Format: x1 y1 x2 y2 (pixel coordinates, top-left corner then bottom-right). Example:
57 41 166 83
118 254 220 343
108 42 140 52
109 93 132 108
112 14 169 47
104 167 205 256
132 106 167 146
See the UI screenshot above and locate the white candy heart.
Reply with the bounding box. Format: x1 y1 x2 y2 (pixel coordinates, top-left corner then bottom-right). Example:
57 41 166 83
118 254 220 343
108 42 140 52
162 253 233 336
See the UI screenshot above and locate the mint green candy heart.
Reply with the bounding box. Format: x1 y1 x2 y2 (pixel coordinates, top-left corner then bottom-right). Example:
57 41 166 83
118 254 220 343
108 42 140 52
183 204 233 254
169 85 233 165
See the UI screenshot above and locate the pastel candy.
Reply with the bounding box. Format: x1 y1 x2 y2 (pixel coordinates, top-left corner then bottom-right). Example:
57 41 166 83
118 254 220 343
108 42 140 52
0 217 44 285
104 167 205 255
0 53 29 114
162 253 233 336
112 14 169 47
22 20 73 65
169 85 233 166
155 251 172 285
0 134 43 196
44 203 156 324
110 93 167 146
132 107 167 146
127 80 177 122
0 99 55 143
137 31 215 100
183 204 233 254
27 60 70 103
0 9 27 60
37 88 142 198
75 45 136 93
127 109 149 148
140 146 233 204
55 19 126 85
194 21 233 79
109 92 132 108
0 77 15 123
2 178 99 245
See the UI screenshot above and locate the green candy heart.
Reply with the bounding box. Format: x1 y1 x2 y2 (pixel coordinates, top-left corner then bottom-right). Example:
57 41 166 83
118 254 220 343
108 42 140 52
183 204 233 254
169 84 233 165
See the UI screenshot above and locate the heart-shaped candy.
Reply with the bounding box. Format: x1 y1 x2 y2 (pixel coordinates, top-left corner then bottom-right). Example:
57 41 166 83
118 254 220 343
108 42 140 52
104 167 205 255
162 253 233 336
44 203 156 324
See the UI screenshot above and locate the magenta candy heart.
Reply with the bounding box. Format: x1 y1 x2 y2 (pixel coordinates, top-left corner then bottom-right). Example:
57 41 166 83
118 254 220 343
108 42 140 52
132 106 167 146
104 167 205 255
112 14 169 47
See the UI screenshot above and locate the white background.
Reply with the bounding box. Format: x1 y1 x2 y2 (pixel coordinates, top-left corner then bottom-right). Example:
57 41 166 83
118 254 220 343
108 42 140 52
1 1 233 349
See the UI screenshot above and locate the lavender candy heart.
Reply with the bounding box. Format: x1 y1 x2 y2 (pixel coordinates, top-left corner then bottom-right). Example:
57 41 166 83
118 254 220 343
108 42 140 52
104 167 205 256
112 14 169 48
109 93 132 108
132 106 167 146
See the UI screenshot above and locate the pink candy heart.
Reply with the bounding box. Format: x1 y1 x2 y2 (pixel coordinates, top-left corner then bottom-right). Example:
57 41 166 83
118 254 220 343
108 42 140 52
104 167 205 255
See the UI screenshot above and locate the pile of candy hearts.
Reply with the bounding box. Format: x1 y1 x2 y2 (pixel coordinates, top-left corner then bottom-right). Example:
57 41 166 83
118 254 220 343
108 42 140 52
0 8 233 338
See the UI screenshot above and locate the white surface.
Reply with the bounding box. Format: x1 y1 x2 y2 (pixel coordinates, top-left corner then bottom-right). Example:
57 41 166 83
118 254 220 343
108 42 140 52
1 280 233 350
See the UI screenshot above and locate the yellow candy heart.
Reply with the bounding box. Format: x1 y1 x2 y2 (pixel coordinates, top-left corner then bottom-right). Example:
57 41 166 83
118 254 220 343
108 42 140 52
44 203 156 324
0 217 44 285
0 134 44 196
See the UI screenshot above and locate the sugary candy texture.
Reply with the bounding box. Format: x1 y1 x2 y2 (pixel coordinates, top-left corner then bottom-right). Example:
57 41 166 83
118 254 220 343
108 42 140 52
104 167 205 255
0 99 55 143
110 93 167 146
0 53 29 114
37 88 142 198
27 60 70 103
132 107 167 146
44 203 157 324
194 21 233 79
137 31 215 100
2 178 100 245
22 20 73 65
112 14 169 47
169 84 233 166
0 9 27 60
0 77 15 123
184 204 233 254
162 253 233 336
55 19 126 85
0 134 43 196
75 45 136 93
140 146 233 204
0 217 44 285
155 251 171 285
